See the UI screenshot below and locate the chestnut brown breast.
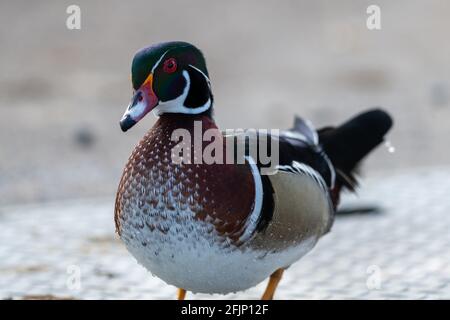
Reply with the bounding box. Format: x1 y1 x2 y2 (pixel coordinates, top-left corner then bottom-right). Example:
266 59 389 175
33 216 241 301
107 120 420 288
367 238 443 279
115 114 257 245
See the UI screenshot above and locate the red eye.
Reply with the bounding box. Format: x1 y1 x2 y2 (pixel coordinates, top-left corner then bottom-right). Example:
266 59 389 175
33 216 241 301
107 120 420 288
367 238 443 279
163 58 177 73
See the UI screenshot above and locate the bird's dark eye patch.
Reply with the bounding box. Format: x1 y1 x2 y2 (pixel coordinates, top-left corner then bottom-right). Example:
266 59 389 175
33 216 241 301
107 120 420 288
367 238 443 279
163 58 177 73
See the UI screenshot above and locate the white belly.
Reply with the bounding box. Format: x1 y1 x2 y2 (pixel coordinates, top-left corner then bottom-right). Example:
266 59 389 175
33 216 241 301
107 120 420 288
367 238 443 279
119 168 332 294
120 213 319 294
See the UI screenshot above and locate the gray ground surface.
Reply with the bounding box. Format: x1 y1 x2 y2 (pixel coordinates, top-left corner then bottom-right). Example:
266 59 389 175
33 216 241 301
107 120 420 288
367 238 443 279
1 168 449 300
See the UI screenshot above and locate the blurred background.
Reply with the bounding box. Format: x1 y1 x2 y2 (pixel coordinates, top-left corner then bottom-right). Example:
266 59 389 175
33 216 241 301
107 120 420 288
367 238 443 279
0 0 449 299
1 0 449 205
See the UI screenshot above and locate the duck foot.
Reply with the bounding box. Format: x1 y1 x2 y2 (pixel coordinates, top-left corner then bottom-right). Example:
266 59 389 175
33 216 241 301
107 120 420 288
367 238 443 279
177 288 187 300
261 269 284 300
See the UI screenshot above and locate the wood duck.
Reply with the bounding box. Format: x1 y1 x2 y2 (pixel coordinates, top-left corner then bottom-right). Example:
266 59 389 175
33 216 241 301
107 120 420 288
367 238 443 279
115 41 393 299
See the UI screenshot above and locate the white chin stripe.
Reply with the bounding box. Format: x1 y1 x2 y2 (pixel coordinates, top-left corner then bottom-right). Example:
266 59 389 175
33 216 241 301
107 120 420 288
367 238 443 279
153 70 211 116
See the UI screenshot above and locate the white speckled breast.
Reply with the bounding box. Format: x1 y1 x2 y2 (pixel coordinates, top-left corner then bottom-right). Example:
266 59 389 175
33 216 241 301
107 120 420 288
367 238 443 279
115 115 332 294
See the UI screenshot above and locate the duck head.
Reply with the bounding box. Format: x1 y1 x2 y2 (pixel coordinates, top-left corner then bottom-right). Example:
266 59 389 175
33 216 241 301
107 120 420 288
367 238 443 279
120 41 213 132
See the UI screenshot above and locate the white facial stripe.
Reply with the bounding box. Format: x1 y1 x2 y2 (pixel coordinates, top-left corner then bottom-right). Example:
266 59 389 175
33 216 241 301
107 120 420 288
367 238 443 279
188 64 211 85
151 50 170 73
152 70 212 116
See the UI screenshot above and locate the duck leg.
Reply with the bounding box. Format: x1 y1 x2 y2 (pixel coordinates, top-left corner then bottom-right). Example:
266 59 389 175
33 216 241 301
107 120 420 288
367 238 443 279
177 288 187 300
261 269 284 300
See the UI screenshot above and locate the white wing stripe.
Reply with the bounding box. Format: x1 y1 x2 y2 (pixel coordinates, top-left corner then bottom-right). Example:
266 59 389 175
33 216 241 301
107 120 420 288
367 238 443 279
277 161 329 194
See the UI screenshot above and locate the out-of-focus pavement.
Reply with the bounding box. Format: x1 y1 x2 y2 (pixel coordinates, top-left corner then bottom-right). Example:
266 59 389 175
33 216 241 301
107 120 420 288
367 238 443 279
1 168 449 300
1 0 450 205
